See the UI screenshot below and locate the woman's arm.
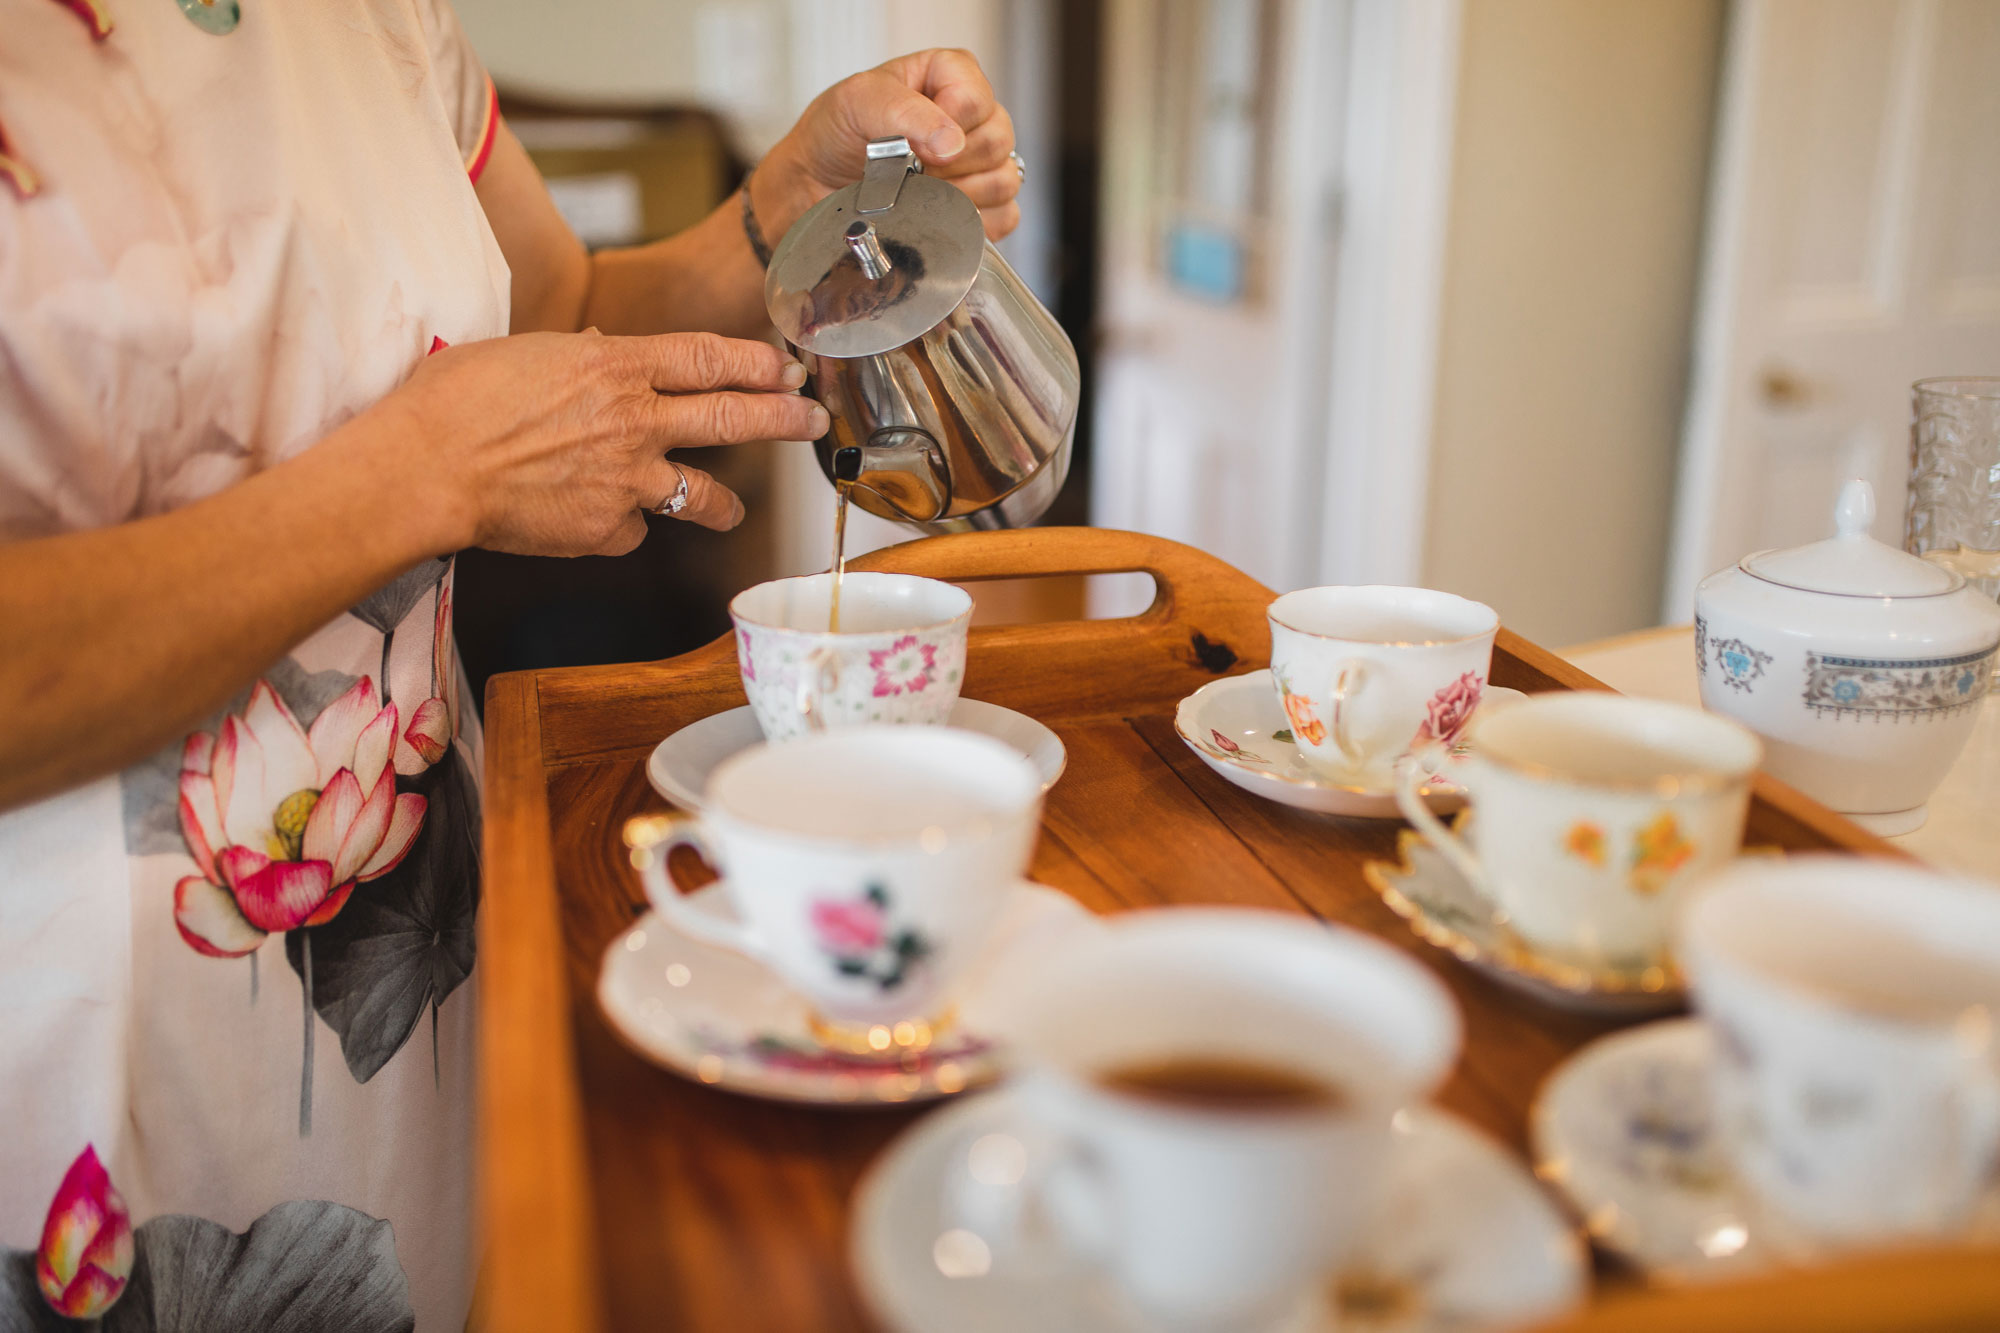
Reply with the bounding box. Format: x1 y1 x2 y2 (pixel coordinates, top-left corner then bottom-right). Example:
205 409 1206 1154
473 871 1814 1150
484 49 1023 340
0 332 824 812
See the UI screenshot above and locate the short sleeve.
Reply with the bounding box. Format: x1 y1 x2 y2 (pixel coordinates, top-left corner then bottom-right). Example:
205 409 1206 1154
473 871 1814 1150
411 0 499 183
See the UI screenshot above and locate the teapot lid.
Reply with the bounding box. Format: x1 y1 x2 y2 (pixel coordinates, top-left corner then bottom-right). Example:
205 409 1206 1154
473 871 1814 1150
1741 479 1963 598
763 137 986 359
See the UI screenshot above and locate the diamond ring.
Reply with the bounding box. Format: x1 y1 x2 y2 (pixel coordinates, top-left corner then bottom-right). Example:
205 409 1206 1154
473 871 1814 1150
1008 149 1025 183
649 463 690 517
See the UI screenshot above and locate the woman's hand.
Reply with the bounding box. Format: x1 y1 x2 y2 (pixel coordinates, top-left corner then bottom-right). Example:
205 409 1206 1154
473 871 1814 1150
372 330 827 555
756 48 1021 244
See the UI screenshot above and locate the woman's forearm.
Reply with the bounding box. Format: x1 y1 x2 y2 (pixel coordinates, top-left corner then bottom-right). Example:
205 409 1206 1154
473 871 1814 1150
583 157 803 340
0 407 462 812
478 123 790 340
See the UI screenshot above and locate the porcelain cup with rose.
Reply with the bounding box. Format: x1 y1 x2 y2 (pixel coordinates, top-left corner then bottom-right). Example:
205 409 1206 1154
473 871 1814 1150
731 572 971 743
631 727 1043 1042
1266 585 1497 789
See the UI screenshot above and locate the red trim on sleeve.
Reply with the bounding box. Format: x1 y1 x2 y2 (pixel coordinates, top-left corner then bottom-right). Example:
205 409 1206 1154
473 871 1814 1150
428 336 449 355
465 77 499 185
54 0 114 40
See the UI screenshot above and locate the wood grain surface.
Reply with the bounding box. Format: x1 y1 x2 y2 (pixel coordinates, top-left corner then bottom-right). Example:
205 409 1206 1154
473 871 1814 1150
475 527 1933 1333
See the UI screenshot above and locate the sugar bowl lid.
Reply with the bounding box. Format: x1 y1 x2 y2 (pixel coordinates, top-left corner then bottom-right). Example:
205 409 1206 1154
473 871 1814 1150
763 137 986 360
1741 479 1961 598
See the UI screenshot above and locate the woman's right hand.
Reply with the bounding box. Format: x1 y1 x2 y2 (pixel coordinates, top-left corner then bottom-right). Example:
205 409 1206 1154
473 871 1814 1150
372 329 828 555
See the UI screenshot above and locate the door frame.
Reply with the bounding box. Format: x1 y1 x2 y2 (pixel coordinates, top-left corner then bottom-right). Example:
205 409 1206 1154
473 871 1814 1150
1312 0 1465 588
1663 0 1764 618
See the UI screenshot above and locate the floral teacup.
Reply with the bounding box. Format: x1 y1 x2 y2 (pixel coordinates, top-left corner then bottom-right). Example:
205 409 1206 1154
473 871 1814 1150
1267 585 1498 788
629 727 1043 1035
1396 692 1760 972
731 572 971 743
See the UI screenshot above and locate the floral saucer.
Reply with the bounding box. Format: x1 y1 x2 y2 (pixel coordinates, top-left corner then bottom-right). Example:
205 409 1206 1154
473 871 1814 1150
851 1092 1587 1332
1362 828 1684 1017
1532 1018 2000 1282
648 698 1066 813
1174 672 1526 818
597 879 1098 1105
1530 1020 1769 1281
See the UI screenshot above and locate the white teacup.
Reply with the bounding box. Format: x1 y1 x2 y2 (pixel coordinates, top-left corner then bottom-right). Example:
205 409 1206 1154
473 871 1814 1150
1682 856 2000 1253
973 908 1461 1330
631 727 1042 1035
1396 692 1760 970
731 572 972 743
1267 585 1498 787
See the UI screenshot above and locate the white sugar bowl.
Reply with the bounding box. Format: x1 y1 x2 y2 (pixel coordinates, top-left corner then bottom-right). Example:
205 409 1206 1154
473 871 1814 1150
1694 479 2000 836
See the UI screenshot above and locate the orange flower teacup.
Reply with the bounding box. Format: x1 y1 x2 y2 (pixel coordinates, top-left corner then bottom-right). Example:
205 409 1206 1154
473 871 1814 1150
1395 692 1761 972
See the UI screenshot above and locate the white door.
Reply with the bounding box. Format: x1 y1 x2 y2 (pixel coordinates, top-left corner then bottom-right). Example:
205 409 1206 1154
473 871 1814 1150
1666 0 2000 615
1090 0 1352 605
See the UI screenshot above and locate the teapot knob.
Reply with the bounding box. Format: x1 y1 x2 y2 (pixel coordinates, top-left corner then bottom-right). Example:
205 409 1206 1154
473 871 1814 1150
1834 478 1876 539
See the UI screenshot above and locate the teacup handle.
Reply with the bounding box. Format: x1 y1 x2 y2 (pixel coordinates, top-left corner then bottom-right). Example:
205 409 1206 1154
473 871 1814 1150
796 646 841 733
623 814 766 958
943 1105 1113 1275
1329 658 1371 769
1394 752 1492 896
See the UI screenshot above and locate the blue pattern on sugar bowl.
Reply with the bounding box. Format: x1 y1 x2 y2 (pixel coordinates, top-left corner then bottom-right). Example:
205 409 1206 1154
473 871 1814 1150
1694 479 2000 833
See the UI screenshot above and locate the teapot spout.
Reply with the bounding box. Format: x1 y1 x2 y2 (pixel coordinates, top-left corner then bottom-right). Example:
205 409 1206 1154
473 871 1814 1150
842 429 951 523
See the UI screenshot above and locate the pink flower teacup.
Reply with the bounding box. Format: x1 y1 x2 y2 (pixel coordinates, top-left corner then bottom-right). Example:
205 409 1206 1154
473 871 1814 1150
730 572 972 743
1267 585 1499 789
628 727 1043 1034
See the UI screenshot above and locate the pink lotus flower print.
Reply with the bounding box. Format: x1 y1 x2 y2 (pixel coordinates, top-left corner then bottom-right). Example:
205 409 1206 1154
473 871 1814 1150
869 635 937 698
398 578 457 770
174 678 428 957
811 896 886 954
1413 671 1484 750
35 1145 131 1320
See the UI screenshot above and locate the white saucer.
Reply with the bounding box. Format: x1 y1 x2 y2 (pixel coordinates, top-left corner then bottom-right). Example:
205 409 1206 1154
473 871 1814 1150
1530 1020 1757 1282
1174 672 1527 818
598 879 1098 1105
1532 1017 2000 1283
1363 830 1684 1017
648 698 1067 812
852 1091 1587 1332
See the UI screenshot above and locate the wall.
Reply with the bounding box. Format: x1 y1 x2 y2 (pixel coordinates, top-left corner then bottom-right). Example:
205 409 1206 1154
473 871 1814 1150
1421 0 1725 646
454 0 1003 155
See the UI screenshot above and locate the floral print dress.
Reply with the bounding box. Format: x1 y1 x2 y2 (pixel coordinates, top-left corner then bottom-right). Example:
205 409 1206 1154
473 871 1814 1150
0 2 506 1328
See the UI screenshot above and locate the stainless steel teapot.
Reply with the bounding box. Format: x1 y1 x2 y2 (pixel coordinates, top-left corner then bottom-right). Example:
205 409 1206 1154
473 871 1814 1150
763 137 1080 531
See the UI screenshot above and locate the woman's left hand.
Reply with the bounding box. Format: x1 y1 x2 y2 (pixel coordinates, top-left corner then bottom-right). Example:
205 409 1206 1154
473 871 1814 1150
756 49 1021 244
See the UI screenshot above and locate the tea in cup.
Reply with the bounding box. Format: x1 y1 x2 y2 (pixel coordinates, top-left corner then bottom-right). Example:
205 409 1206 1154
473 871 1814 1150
1267 586 1497 788
1682 856 2000 1253
630 727 1042 1039
972 908 1460 1329
1395 692 1760 971
731 571 972 743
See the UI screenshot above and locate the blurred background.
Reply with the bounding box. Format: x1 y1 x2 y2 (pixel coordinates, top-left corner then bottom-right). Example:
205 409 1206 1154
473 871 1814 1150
450 0 2000 703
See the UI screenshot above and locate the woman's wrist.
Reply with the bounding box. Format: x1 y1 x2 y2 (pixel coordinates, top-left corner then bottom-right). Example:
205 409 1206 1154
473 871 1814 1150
321 398 479 560
746 138 821 253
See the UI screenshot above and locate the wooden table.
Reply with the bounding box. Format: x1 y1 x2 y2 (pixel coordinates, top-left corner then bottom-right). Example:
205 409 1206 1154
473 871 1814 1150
475 529 1904 1333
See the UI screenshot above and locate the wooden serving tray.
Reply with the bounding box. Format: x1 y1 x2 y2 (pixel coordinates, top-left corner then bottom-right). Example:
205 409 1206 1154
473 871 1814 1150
475 528 1907 1333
